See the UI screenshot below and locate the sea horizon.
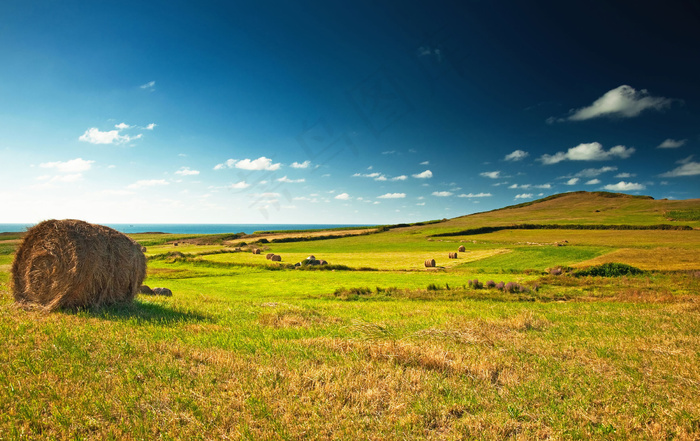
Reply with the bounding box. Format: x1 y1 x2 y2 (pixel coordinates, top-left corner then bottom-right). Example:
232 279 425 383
0 223 376 235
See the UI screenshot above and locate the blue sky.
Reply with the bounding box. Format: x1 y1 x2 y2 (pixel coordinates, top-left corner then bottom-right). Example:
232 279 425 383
1 1 699 224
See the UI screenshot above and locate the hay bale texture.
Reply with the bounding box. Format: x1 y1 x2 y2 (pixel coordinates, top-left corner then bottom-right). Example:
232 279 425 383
424 259 436 268
11 219 146 310
458 245 466 252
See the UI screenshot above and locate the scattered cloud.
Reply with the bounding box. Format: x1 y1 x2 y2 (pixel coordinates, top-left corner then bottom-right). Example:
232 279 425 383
574 166 618 177
140 80 155 90
127 179 168 189
79 127 141 145
566 178 580 185
535 184 552 189
382 150 396 155
36 173 83 184
432 191 453 197
276 176 305 183
504 150 529 161
114 122 131 130
657 138 687 149
175 167 200 176
214 157 281 171
540 142 634 164
391 175 408 181
585 179 601 185
552 85 673 122
412 170 433 179
420 161 430 165
291 160 311 169
515 193 533 199
509 184 530 189
145 123 157 130
229 181 250 189
480 171 502 179
457 192 492 198
39 158 94 173
335 193 351 200
603 181 646 191
377 193 406 199
659 156 700 177
615 172 636 178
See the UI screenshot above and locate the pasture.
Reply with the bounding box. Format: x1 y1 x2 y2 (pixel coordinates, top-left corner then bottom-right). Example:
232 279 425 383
1 192 699 439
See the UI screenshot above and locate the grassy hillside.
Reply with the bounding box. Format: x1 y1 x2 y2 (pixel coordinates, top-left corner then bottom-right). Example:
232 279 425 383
1 191 699 439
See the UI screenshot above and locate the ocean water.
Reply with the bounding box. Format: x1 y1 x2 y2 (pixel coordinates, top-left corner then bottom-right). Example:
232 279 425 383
0 223 373 235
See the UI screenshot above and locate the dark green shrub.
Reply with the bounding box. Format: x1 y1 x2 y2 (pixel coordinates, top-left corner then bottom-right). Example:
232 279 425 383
574 262 644 277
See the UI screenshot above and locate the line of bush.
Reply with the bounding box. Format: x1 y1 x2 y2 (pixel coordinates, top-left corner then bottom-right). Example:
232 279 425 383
431 223 692 237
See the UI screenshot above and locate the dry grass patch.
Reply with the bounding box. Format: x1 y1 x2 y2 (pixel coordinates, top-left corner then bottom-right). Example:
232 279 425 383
575 247 700 271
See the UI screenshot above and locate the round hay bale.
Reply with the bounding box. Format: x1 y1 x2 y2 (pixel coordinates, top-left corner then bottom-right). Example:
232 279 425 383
266 253 275 260
271 254 281 262
11 219 146 310
449 252 458 259
458 245 466 252
138 285 154 295
141 246 147 252
252 248 261 254
424 259 436 268
152 287 173 296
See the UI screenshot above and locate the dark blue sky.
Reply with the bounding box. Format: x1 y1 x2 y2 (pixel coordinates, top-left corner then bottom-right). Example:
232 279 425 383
1 1 699 223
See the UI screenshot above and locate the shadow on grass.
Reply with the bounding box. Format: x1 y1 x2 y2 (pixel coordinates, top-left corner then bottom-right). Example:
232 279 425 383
72 300 214 325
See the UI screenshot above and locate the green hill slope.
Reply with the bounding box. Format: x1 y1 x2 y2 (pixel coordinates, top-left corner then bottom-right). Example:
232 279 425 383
412 191 700 236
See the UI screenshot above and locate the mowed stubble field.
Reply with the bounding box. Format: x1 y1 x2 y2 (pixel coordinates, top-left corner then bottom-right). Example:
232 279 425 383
1 192 700 440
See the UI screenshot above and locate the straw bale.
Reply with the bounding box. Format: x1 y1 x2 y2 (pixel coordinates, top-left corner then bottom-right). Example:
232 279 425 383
458 245 466 252
11 219 146 310
266 253 275 260
271 254 282 262
424 259 436 268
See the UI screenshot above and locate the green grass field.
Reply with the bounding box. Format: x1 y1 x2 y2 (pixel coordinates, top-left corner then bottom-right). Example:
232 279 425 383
1 192 700 439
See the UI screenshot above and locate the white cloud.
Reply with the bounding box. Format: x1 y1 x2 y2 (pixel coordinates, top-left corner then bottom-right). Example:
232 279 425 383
39 158 94 173
657 138 686 149
575 166 618 177
457 192 492 198
432 191 453 197
214 157 281 171
535 184 552 189
420 161 430 165
377 193 406 199
504 150 529 161
558 85 673 121
391 175 408 181
659 158 700 177
375 176 388 181
585 179 601 185
509 184 531 189
480 171 502 179
276 176 305 183
291 160 311 169
382 150 396 155
145 123 157 130
335 193 351 200
540 142 635 164
412 170 433 179
615 173 636 178
127 179 169 189
566 178 580 185
140 81 155 90
229 181 250 189
175 167 200 176
515 193 533 199
235 157 281 171
115 122 131 130
79 127 137 145
603 181 646 191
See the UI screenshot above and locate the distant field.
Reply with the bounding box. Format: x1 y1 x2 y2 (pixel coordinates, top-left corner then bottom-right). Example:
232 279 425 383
1 192 699 439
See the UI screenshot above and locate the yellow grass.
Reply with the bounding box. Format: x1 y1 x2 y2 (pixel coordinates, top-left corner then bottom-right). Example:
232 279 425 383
575 247 700 271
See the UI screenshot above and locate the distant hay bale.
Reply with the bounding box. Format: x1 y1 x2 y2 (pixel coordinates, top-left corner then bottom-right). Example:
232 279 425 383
458 245 466 252
425 259 436 268
152 287 172 296
11 219 146 310
449 252 458 259
266 253 275 260
271 255 282 262
141 246 147 252
252 248 261 254
138 285 154 295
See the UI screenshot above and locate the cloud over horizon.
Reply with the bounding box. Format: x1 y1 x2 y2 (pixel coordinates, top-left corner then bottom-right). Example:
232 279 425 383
552 85 674 122
540 142 635 164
